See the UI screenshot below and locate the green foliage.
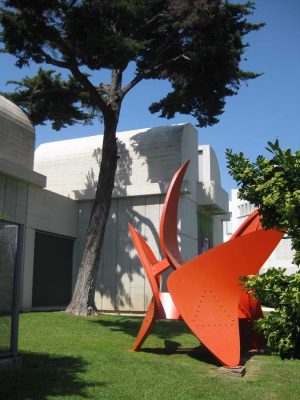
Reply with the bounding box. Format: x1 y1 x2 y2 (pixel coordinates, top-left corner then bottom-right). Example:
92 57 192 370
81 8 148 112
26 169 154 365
0 0 264 128
242 269 300 360
2 69 96 130
148 1 264 127
227 140 300 359
226 140 300 265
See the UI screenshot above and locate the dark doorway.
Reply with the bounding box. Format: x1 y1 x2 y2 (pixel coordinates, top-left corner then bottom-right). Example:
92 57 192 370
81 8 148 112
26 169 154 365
32 232 73 308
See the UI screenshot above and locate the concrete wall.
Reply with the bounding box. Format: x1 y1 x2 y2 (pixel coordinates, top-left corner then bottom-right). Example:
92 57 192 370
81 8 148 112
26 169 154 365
21 187 78 310
212 215 225 247
0 171 31 311
0 96 35 170
34 124 203 312
0 173 29 226
0 93 229 315
76 196 164 312
0 169 78 310
198 145 221 185
197 145 228 217
76 193 201 312
196 144 228 252
179 196 198 261
34 124 198 200
69 125 229 312
0 120 230 313
27 187 77 238
76 194 200 312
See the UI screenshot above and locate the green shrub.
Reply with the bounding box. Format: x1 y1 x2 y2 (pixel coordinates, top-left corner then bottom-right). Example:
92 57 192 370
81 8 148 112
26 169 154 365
226 140 300 265
241 268 300 359
227 140 300 359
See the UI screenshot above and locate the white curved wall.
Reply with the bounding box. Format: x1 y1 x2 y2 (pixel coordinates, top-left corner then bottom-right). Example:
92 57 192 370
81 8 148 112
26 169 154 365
0 96 35 170
34 124 198 200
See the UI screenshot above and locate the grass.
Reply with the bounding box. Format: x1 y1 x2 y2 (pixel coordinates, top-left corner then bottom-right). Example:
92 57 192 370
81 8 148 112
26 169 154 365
0 312 299 400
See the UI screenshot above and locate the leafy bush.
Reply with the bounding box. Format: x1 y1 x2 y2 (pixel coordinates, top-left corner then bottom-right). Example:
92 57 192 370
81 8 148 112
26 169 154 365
226 140 300 265
227 140 300 359
242 269 300 359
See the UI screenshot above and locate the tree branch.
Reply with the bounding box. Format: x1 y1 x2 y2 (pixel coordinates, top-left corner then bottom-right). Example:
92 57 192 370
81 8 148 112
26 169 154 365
41 51 70 69
68 62 108 114
40 23 110 116
121 27 188 98
121 73 144 97
42 49 108 114
121 53 190 97
110 69 122 102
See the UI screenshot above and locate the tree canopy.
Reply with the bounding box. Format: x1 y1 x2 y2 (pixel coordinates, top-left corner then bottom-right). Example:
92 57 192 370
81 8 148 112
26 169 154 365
1 0 263 129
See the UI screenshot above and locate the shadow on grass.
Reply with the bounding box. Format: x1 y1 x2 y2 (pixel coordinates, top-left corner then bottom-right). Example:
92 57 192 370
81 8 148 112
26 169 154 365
240 348 269 365
0 351 107 400
91 316 264 368
142 340 220 366
142 340 267 368
92 317 222 365
91 317 191 340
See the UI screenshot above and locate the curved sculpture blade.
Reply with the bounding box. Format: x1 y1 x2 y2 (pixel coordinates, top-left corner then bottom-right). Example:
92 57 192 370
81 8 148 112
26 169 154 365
129 223 161 308
230 209 261 240
230 210 264 322
129 223 181 351
167 228 284 367
160 159 190 269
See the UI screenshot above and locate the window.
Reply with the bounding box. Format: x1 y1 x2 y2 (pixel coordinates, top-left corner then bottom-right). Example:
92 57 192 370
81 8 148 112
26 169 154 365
0 220 21 358
197 212 213 254
225 213 233 235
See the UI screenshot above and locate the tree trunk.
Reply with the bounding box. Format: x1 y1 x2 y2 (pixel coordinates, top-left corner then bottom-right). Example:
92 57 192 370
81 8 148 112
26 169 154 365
66 114 119 316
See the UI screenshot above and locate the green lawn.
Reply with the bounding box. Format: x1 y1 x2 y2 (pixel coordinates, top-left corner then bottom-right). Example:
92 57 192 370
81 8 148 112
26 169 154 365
0 312 299 400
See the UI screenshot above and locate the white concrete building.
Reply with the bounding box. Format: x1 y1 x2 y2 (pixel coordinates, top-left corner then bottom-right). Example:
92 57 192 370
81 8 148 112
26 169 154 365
0 95 77 365
224 189 296 274
0 96 78 314
0 95 229 314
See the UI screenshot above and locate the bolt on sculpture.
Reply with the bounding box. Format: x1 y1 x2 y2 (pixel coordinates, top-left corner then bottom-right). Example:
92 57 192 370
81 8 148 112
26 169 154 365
129 161 283 367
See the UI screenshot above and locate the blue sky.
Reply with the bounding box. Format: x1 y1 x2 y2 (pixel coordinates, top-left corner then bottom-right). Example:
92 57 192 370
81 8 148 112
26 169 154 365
0 0 299 194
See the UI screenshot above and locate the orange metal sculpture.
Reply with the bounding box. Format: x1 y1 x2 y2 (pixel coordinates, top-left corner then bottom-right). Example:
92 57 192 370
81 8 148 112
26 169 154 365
129 160 190 351
129 161 284 366
129 224 181 352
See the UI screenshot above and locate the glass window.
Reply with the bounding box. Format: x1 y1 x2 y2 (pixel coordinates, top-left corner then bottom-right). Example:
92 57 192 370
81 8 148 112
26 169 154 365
0 221 19 356
197 212 213 254
226 213 233 234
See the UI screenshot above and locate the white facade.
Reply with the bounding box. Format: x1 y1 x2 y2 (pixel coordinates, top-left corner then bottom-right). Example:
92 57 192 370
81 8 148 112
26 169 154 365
35 124 229 312
224 189 296 274
0 96 77 312
0 95 229 313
